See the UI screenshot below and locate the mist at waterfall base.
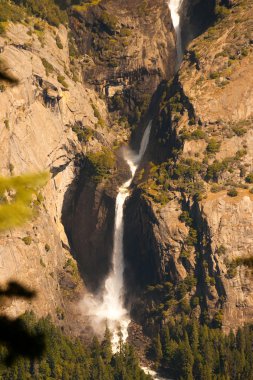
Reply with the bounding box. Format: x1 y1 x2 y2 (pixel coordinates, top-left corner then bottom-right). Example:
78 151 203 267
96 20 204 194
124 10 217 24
168 0 183 63
80 122 152 351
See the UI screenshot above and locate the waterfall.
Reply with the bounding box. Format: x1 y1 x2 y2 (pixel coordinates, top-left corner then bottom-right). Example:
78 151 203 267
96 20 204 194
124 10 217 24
168 0 183 63
82 121 152 350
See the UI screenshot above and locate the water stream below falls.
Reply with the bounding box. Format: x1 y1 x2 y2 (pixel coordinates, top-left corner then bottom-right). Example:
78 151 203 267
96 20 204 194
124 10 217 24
82 122 152 350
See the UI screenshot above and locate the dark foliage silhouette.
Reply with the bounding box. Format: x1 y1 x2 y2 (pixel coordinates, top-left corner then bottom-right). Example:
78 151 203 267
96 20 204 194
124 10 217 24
0 281 45 365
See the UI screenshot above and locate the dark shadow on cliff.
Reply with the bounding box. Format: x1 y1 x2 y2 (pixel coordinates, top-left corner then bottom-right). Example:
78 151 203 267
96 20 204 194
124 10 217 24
181 0 217 50
61 153 130 293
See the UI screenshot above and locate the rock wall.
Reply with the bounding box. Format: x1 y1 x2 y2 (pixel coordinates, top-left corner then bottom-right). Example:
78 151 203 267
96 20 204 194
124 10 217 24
0 20 124 333
0 0 176 332
124 0 253 332
69 0 176 124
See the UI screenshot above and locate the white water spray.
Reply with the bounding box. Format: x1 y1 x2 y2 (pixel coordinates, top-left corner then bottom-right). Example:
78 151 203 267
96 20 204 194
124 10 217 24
82 121 152 350
142 366 172 380
168 0 183 63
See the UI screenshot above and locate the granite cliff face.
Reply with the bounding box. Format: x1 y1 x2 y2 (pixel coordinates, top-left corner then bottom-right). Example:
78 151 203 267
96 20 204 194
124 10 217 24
0 0 175 332
0 18 124 333
124 0 253 332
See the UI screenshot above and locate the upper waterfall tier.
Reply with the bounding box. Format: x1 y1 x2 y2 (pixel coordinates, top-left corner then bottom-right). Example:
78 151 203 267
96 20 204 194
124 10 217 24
168 0 183 64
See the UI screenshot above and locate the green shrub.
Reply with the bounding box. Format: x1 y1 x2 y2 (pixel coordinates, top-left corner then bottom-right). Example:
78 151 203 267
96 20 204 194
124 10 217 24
185 228 198 246
36 193 44 204
68 31 79 57
57 75 68 88
56 35 63 49
92 103 105 127
22 236 32 245
215 5 230 20
179 211 193 226
226 261 237 279
41 58 54 76
190 128 206 140
56 306 64 320
190 296 199 308
40 258 46 267
99 11 118 32
206 160 228 181
72 124 93 143
45 243 50 252
217 245 226 256
234 256 253 268
110 93 124 111
86 148 115 182
174 159 202 181
184 274 197 290
206 138 221 154
180 250 190 259
210 71 220 79
119 27 131 37
0 23 6 35
9 163 14 175
235 149 247 160
245 173 253 183
179 299 191 314
227 188 238 197
4 120 9 130
213 311 223 328
232 126 246 136
210 184 224 193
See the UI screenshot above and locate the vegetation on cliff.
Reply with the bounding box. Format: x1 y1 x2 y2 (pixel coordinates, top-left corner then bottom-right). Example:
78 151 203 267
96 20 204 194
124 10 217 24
0 0 84 31
85 148 116 183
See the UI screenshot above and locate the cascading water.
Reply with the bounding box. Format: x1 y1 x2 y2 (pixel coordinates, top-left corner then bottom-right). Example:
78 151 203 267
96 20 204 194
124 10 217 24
168 0 183 64
82 121 152 350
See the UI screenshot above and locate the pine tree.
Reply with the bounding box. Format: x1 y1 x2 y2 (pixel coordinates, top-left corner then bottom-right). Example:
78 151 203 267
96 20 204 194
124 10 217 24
91 336 101 359
101 327 113 365
176 332 194 380
153 333 163 365
190 319 199 356
161 325 178 368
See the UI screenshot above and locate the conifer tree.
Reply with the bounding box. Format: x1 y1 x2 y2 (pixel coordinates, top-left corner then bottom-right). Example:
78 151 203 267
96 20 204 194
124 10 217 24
153 333 163 365
101 327 113 365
